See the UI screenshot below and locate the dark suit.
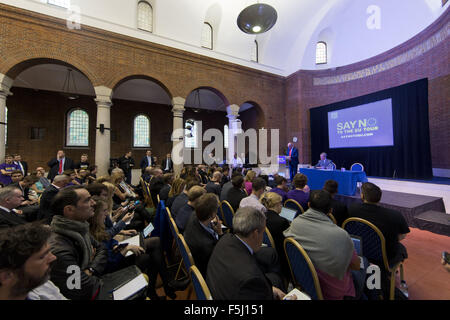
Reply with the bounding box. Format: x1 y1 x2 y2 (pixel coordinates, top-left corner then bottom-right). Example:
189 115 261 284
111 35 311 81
315 158 333 169
184 214 220 276
47 157 75 181
14 161 28 176
161 158 173 173
286 147 299 181
159 184 171 201
140 155 155 174
0 208 27 229
224 187 246 212
206 233 273 300
330 198 348 227
38 184 60 224
265 210 290 277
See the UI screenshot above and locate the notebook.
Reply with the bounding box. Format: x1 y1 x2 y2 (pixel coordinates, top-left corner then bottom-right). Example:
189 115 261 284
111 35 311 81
280 207 297 222
112 273 148 300
283 288 311 300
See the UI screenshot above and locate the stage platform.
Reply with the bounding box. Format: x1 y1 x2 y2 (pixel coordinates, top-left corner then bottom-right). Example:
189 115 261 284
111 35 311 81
335 190 448 236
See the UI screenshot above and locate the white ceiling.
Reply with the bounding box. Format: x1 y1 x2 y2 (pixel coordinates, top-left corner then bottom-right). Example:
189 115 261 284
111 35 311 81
1 0 447 76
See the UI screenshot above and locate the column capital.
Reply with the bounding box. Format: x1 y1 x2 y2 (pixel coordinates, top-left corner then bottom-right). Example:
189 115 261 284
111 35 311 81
0 73 14 97
172 97 185 116
94 86 113 106
226 104 240 119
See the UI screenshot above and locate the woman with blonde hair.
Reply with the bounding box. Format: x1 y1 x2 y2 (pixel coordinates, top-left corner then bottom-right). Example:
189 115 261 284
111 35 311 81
244 170 256 196
261 191 291 278
166 177 185 209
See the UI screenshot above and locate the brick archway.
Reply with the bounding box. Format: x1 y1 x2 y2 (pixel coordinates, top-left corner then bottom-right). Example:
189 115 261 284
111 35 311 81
110 74 173 101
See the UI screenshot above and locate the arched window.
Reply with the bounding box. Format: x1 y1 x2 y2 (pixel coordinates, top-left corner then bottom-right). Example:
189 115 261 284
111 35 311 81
48 0 70 9
251 40 259 62
138 1 153 32
67 109 89 147
185 119 198 148
133 114 151 147
224 124 229 148
201 22 213 50
316 41 327 64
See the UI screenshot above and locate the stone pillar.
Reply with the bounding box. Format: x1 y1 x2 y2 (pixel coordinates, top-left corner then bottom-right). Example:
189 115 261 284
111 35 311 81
171 97 186 176
226 104 241 164
94 86 113 177
0 74 13 163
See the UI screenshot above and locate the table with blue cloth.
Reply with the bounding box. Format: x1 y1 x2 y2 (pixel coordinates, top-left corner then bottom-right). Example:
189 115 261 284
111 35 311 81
299 168 368 196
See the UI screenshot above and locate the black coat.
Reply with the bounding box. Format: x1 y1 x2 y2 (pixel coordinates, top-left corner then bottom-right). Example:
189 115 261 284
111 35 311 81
184 214 220 276
0 208 27 229
38 184 59 224
140 156 155 173
47 157 75 181
14 160 28 176
206 233 273 300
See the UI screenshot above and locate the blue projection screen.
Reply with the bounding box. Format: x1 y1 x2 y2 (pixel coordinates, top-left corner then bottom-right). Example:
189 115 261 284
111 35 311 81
328 98 394 149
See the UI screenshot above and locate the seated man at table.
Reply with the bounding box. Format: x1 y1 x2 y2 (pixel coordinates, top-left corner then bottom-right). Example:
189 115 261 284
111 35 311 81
314 152 334 169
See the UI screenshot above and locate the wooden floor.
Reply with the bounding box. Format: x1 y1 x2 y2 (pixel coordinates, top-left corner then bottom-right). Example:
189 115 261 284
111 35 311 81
156 227 450 300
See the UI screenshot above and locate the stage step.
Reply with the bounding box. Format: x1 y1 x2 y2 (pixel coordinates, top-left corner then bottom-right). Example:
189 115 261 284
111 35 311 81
413 211 450 237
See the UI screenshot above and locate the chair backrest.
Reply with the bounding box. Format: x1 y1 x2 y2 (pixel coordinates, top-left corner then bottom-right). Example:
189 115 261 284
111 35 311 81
220 200 235 228
189 265 213 300
169 216 180 238
350 163 364 172
263 227 276 249
284 199 305 218
177 234 195 272
157 194 160 204
328 213 337 225
284 238 323 300
330 162 336 170
342 217 389 270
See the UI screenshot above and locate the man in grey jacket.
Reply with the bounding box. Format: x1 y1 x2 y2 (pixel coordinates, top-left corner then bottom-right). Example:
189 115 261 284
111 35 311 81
48 186 108 300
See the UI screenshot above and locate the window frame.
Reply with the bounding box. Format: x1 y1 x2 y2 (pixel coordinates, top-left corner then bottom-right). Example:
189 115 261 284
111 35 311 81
133 114 151 148
316 41 328 65
137 1 153 33
66 108 89 148
184 119 199 149
201 22 213 50
47 0 71 9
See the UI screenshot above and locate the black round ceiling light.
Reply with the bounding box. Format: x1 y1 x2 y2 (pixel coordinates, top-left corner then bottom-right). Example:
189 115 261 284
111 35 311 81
237 3 278 34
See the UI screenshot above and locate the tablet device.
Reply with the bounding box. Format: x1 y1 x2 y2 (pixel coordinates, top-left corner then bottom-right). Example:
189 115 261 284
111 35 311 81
351 236 363 256
280 207 297 222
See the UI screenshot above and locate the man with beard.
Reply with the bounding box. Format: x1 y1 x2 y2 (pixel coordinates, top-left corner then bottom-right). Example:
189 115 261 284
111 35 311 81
0 222 66 300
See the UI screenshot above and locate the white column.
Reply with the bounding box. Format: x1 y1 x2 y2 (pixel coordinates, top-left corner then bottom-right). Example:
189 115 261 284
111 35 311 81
171 97 185 176
226 104 241 164
0 74 13 163
94 86 113 177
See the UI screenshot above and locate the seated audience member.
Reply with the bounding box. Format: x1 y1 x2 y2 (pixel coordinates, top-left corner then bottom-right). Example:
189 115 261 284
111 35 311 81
0 223 66 300
259 174 271 192
36 167 51 190
38 175 70 224
111 171 133 205
141 166 153 183
197 165 209 185
175 186 206 233
220 166 230 186
64 169 80 186
149 168 164 206
88 197 184 300
48 186 108 300
314 152 334 169
184 193 223 276
0 186 27 229
87 165 97 182
220 169 241 201
206 207 286 300
159 173 173 202
244 170 256 196
239 177 267 214
75 154 90 174
171 178 200 218
270 175 288 204
75 169 89 185
348 182 410 267
284 190 365 300
205 171 222 196
261 192 290 276
10 170 24 184
231 152 243 169
166 178 185 209
224 174 246 213
287 173 310 210
0 155 20 186
323 179 348 226
11 175 39 207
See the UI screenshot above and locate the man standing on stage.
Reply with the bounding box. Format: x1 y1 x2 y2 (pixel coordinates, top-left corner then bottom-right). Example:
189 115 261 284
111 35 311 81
286 142 299 182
